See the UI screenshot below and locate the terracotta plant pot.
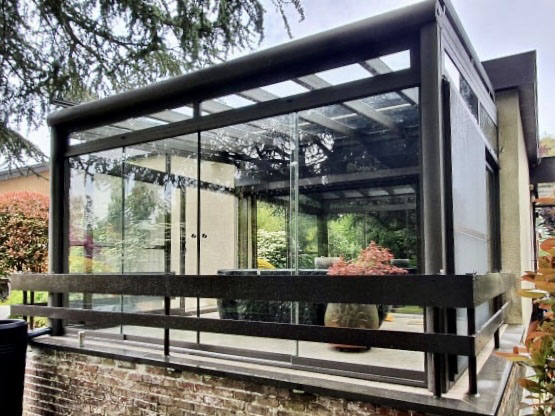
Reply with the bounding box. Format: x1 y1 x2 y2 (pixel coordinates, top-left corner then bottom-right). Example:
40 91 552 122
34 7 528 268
324 302 380 351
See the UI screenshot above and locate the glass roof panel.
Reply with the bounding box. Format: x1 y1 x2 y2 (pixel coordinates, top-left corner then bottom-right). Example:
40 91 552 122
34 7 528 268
315 63 371 85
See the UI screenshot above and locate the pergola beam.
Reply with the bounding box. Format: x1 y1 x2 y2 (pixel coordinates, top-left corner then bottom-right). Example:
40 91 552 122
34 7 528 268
295 74 400 132
361 59 418 104
239 89 356 138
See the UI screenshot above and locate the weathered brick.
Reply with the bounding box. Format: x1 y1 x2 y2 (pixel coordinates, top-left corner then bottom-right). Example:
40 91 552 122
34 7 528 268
307 402 333 415
246 403 272 415
23 345 440 416
234 390 256 401
279 399 305 412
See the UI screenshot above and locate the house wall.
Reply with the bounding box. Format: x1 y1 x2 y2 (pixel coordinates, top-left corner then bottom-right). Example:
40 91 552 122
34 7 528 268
496 89 534 325
0 171 50 195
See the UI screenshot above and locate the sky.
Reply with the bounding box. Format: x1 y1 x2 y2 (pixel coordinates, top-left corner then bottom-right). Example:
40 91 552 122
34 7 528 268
26 0 555 157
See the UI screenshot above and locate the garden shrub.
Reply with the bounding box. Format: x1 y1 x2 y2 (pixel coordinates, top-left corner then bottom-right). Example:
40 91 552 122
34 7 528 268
0 192 49 277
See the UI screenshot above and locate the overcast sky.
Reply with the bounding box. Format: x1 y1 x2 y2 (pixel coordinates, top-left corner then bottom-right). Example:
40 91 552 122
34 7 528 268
259 0 554 134
27 0 554 156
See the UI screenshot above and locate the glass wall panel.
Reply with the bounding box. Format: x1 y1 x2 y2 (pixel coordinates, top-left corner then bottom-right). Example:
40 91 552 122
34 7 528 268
66 81 424 379
198 114 297 356
449 84 492 375
122 138 198 342
443 50 498 155
69 149 124 316
480 104 498 151
295 87 423 372
67 137 198 341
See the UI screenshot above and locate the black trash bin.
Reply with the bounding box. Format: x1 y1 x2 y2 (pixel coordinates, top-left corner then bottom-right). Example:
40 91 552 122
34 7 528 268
0 319 28 416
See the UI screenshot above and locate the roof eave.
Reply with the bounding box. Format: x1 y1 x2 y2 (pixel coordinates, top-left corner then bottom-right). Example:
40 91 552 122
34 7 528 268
482 51 539 165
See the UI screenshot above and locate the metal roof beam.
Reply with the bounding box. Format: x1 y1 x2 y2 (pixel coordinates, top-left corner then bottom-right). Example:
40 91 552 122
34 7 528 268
294 74 400 132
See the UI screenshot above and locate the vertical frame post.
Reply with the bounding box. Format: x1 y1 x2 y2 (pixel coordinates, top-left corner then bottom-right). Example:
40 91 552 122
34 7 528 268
164 154 172 356
49 125 70 335
467 307 478 395
194 102 201 345
420 18 448 397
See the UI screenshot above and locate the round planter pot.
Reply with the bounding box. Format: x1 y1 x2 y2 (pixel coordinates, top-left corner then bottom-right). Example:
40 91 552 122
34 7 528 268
324 303 380 351
314 257 340 270
0 319 28 415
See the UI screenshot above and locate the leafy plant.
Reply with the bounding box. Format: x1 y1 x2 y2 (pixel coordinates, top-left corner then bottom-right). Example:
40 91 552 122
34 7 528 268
324 242 407 349
257 229 287 268
0 192 49 277
327 212 417 267
327 241 408 276
496 270 555 415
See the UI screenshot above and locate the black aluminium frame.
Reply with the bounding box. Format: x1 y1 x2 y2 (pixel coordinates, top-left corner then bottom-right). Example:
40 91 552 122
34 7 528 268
42 0 501 399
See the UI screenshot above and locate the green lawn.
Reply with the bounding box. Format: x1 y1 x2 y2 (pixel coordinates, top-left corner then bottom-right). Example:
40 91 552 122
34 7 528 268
0 290 48 306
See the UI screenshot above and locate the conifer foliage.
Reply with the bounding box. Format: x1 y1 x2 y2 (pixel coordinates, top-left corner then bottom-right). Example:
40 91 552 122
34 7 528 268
0 0 304 169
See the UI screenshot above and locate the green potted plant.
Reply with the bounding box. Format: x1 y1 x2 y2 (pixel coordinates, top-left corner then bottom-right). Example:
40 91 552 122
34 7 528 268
325 241 407 350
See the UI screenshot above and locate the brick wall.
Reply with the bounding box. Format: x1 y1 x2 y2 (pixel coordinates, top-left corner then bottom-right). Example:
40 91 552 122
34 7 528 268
23 346 430 416
496 364 525 416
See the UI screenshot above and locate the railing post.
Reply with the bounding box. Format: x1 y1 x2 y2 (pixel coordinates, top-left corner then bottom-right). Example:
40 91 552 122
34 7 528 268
164 296 170 356
22 290 27 323
467 307 478 395
49 125 70 336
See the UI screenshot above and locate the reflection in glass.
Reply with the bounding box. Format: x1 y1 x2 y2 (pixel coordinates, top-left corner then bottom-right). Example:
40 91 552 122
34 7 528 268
198 114 298 355
480 104 498 151
67 86 424 375
69 149 124 313
294 88 422 369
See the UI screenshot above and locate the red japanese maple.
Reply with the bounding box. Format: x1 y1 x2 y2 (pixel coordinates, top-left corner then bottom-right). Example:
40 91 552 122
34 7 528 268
327 242 407 276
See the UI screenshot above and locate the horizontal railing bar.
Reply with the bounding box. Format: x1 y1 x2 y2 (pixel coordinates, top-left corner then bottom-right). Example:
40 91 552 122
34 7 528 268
474 301 509 356
11 273 479 307
65 69 419 157
472 273 513 306
12 305 473 355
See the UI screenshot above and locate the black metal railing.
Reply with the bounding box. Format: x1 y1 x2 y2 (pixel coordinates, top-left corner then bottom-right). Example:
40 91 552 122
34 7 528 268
10 272 512 397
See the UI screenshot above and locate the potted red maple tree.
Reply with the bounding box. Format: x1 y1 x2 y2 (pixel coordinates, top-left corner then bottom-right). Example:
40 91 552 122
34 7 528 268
325 241 407 350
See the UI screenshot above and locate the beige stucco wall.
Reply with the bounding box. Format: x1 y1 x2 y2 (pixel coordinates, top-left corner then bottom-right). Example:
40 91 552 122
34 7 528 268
0 171 50 195
497 89 534 325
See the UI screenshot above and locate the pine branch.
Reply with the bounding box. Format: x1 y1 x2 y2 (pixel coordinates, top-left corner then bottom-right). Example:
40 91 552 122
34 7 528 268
0 0 304 169
0 122 47 172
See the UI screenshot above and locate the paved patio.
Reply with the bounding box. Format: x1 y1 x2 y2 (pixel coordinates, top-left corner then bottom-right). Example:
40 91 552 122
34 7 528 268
95 312 425 372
